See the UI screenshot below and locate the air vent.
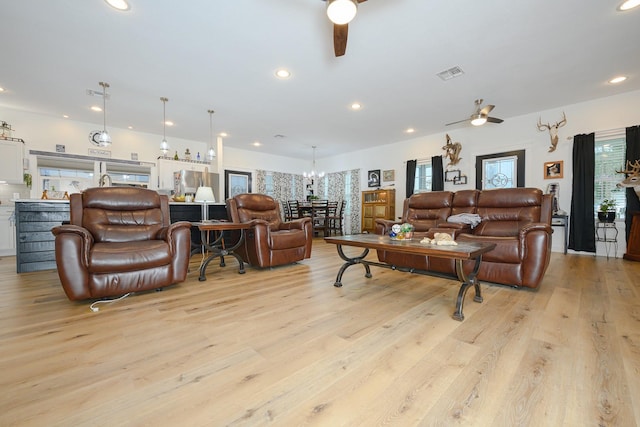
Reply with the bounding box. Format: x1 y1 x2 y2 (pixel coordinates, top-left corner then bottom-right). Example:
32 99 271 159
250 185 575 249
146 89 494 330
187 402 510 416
437 66 465 81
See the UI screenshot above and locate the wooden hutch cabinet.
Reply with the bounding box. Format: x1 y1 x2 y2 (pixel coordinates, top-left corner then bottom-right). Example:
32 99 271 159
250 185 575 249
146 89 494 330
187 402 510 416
361 189 395 233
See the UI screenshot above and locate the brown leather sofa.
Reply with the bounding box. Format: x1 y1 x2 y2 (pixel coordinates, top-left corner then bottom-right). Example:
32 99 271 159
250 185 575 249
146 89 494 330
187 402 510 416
226 193 313 268
51 187 192 301
376 188 553 288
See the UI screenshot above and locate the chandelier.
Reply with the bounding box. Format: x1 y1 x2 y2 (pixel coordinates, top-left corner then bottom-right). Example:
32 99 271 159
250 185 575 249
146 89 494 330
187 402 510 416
303 146 325 178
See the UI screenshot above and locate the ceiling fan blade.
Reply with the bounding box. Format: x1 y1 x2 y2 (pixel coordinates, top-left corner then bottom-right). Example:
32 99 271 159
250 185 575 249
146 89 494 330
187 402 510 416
479 104 495 115
333 23 348 57
357 0 368 2
486 116 504 124
445 118 471 126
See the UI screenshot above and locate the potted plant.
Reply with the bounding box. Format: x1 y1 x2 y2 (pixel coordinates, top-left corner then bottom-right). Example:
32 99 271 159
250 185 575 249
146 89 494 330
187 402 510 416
598 198 617 223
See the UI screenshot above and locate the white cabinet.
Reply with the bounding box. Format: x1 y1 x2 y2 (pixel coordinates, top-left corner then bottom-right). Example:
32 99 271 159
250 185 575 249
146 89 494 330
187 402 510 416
0 138 24 184
0 206 16 256
157 158 213 190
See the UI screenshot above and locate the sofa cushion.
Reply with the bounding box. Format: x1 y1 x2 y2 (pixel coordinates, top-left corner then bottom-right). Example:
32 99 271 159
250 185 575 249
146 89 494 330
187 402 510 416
269 229 308 250
404 191 453 231
457 234 521 263
89 240 172 273
474 188 543 237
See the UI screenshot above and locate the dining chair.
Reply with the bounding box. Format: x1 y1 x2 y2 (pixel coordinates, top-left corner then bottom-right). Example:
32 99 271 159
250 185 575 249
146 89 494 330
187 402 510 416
288 200 302 219
311 199 329 236
326 200 345 236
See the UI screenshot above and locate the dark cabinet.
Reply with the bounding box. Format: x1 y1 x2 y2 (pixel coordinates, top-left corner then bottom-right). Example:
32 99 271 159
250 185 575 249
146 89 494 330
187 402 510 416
15 201 70 273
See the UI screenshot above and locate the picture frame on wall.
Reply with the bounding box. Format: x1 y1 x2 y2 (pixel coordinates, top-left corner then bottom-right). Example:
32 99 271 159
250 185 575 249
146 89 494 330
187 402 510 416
368 169 381 187
383 169 395 182
445 169 461 182
225 170 252 200
544 161 563 179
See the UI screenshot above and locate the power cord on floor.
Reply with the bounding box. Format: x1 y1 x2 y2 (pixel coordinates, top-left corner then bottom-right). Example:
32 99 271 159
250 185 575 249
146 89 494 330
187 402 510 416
89 293 131 312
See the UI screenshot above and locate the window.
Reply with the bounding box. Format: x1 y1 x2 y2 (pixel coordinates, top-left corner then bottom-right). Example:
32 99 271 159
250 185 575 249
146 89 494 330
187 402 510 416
264 172 274 197
475 150 525 190
414 161 432 192
595 136 626 219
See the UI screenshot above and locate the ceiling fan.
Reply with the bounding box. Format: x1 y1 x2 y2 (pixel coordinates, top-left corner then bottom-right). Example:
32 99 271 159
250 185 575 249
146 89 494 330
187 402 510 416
323 0 368 57
446 99 504 127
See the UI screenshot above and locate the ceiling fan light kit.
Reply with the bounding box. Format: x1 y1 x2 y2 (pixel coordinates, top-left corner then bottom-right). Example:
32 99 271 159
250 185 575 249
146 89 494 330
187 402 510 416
470 115 487 126
446 98 504 127
326 0 358 25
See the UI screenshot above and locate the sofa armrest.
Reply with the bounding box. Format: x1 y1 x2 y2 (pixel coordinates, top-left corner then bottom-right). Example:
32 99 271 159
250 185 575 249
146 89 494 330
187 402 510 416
519 222 553 238
375 219 399 235
278 217 312 230
157 221 191 241
52 224 94 266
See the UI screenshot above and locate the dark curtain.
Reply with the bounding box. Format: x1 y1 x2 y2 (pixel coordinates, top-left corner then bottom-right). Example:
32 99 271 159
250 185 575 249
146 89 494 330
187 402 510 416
431 155 444 191
568 133 596 252
406 159 416 198
625 125 640 240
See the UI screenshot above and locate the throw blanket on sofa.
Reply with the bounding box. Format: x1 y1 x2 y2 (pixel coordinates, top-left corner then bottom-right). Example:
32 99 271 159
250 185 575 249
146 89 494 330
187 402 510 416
447 213 482 228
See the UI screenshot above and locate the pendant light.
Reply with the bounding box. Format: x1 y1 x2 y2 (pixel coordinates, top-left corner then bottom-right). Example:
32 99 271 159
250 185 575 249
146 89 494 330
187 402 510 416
207 109 216 161
97 82 111 146
160 97 169 155
303 146 325 178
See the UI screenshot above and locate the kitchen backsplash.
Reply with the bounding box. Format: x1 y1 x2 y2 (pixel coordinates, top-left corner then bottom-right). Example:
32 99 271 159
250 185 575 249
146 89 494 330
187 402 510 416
0 183 28 205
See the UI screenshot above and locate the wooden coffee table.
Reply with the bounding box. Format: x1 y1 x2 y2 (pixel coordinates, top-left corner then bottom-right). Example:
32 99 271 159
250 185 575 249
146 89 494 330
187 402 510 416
324 234 496 321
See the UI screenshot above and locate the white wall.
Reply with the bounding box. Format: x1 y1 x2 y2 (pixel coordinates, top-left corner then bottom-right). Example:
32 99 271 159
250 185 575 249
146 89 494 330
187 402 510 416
3 89 639 256
317 89 640 257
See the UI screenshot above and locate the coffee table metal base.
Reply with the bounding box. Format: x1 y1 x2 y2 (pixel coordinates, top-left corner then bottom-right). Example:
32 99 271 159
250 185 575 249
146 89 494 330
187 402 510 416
332 245 484 321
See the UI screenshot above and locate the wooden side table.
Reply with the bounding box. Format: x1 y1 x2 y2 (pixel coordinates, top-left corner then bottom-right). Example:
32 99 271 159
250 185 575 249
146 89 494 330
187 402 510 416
624 212 640 262
193 221 250 281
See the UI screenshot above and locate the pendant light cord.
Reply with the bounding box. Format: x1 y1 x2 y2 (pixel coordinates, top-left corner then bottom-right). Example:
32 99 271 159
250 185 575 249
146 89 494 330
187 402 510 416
99 81 109 133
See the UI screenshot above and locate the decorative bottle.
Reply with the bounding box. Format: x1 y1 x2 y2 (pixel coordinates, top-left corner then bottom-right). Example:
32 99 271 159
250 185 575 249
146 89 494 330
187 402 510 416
173 151 179 160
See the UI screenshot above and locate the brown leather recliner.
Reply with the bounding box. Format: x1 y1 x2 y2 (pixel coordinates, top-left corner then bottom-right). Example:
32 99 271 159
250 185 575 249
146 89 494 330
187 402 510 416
51 187 192 301
226 193 313 268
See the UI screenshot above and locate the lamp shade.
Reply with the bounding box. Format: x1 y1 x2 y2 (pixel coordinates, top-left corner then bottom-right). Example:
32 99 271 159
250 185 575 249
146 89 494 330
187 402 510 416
194 186 215 203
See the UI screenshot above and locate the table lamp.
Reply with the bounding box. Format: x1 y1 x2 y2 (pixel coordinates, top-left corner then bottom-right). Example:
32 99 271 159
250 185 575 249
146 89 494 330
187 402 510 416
194 186 215 221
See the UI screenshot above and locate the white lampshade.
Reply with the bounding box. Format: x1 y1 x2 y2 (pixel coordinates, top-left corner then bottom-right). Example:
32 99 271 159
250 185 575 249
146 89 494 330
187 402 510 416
327 0 358 25
194 186 215 203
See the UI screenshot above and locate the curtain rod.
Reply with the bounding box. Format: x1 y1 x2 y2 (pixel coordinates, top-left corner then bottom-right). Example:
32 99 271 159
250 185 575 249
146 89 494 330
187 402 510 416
566 127 626 140
403 157 435 163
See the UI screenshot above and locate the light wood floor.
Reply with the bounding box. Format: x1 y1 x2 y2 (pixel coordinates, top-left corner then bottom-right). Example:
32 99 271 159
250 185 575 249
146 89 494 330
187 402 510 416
1 239 639 426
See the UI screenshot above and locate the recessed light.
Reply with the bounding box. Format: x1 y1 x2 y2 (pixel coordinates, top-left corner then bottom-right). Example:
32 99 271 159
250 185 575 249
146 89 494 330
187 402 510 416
128 126 133 129
609 75 627 84
0 87 5 92
91 106 102 112
617 0 640 11
253 141 261 147
104 0 130 11
164 120 174 126
351 102 362 110
405 128 415 134
219 132 228 137
63 114 69 119
275 68 291 79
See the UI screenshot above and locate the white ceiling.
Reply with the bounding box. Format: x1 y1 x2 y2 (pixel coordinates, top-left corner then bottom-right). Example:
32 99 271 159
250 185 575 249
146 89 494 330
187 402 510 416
1 0 639 160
